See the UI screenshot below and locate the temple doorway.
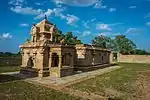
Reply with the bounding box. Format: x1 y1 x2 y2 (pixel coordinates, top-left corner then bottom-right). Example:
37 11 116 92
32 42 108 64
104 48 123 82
113 53 118 61
51 53 59 67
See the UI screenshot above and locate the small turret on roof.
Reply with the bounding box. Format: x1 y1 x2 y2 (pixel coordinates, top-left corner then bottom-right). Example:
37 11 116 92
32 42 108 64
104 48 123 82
29 16 60 42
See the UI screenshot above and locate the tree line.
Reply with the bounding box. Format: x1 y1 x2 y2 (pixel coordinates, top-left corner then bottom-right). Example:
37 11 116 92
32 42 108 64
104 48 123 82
1 32 150 56
0 52 21 57
92 35 150 55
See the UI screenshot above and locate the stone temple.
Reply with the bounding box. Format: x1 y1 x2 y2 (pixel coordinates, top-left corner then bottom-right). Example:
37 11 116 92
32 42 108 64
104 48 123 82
20 17 112 78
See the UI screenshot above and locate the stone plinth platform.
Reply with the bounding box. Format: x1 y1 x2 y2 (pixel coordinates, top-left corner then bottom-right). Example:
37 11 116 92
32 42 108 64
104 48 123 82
1 65 122 87
20 67 39 77
24 65 122 87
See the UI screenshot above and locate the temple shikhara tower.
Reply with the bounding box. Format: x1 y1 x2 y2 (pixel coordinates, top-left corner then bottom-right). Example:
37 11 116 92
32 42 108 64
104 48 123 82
20 17 111 78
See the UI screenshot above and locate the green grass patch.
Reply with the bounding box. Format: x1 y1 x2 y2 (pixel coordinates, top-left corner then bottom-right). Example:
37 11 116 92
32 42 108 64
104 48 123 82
0 79 81 100
0 66 20 73
69 63 150 99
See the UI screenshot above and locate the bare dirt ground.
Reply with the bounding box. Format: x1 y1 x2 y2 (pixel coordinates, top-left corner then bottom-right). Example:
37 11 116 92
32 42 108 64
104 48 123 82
132 70 150 100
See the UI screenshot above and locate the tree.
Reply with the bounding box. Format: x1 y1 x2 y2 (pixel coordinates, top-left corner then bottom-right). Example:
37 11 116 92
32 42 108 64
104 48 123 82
92 35 108 48
115 35 136 54
54 30 65 43
92 35 118 51
0 52 17 57
64 32 74 45
73 36 83 44
64 32 82 45
92 35 137 55
135 49 150 55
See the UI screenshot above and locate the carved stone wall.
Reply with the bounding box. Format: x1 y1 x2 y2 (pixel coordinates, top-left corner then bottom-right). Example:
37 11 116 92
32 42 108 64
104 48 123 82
75 44 111 67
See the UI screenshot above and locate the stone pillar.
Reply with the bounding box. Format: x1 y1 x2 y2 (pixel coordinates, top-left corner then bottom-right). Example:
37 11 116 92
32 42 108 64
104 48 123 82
117 53 120 62
49 52 52 68
37 50 44 78
21 52 24 67
109 52 113 64
71 55 74 67
59 55 62 68
33 52 37 68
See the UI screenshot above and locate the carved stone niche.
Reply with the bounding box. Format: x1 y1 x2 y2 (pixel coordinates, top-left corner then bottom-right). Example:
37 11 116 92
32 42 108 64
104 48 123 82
91 50 96 56
33 52 37 55
27 56 34 68
27 51 30 55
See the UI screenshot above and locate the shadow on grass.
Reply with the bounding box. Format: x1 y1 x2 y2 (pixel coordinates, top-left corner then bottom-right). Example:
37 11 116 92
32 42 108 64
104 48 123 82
0 74 21 83
0 73 37 83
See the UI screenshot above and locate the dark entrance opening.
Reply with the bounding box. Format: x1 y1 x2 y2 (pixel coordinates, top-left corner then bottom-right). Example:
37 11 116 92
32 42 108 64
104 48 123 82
113 53 118 61
51 53 59 67
27 57 34 68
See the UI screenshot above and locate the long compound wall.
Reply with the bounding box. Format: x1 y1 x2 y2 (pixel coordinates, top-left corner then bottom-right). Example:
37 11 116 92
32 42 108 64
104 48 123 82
118 54 150 64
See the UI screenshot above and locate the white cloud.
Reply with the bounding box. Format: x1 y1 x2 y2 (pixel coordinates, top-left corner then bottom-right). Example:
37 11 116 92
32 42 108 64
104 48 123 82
82 31 91 36
35 9 53 19
109 8 116 12
53 0 107 9
11 6 43 15
53 0 100 7
101 5 107 9
82 21 90 28
65 14 79 26
145 13 150 18
35 7 66 20
109 23 124 26
35 1 49 6
20 23 29 27
53 7 66 18
96 23 112 31
98 32 121 37
35 7 79 26
10 0 79 26
52 8 79 26
93 0 107 9
125 28 142 34
9 0 44 16
91 18 96 22
99 32 111 36
72 30 81 34
82 18 97 28
129 6 136 9
93 0 102 8
0 33 12 40
35 3 42 6
9 0 25 6
146 22 150 26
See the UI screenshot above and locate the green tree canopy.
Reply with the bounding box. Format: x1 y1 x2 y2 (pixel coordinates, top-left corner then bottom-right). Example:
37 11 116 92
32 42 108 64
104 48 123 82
135 49 150 55
115 35 136 54
92 35 118 52
64 32 82 45
92 35 137 55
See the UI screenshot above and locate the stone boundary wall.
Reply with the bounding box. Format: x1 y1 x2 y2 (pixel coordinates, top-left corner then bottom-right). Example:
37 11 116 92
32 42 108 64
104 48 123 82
118 54 150 64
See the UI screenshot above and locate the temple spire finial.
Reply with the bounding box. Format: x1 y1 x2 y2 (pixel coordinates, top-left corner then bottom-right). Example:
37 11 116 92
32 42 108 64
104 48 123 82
44 15 47 20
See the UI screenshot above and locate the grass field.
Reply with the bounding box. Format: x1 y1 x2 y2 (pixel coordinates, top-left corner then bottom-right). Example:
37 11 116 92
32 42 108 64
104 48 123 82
0 66 81 100
0 63 150 100
70 63 150 100
0 66 20 73
0 80 81 100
